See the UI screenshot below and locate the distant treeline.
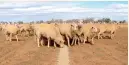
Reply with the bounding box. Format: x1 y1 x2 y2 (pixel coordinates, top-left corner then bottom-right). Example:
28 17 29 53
0 18 127 24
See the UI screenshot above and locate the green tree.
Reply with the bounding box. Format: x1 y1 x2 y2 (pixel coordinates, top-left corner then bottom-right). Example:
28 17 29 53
119 20 126 23
18 21 23 24
102 18 111 23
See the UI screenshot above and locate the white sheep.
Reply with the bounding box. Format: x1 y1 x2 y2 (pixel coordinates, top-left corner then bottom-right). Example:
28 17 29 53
34 23 65 48
4 24 20 41
77 23 98 45
55 23 79 46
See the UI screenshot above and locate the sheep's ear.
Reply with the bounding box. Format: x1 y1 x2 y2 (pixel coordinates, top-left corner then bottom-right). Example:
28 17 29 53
71 24 73 27
91 26 94 29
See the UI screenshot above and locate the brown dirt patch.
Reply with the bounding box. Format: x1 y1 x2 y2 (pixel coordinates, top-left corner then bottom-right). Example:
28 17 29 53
0 31 59 65
69 27 128 65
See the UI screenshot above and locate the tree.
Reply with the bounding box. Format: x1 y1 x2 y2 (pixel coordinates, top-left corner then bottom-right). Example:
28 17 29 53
30 21 35 24
122 20 126 23
39 20 44 23
112 20 117 23
119 20 126 23
102 18 111 23
18 21 23 24
83 18 94 23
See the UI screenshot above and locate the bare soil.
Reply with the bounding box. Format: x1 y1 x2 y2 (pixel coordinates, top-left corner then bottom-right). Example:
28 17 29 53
0 31 59 65
69 27 128 65
0 27 128 65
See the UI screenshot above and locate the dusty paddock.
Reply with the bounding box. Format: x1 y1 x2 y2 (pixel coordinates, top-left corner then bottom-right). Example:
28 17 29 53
70 27 128 65
0 27 128 65
0 31 58 65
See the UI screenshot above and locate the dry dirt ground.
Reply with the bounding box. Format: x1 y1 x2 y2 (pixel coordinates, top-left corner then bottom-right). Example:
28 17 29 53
70 27 128 65
0 32 58 65
0 27 128 65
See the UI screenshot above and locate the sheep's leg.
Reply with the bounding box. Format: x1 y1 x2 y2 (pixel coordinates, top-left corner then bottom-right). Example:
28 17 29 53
34 32 37 42
74 38 77 45
98 32 103 39
71 38 75 45
91 35 95 45
100 34 103 39
66 35 70 47
15 35 18 42
77 38 80 45
47 38 50 48
54 41 56 48
19 31 22 36
109 31 112 39
83 37 86 44
110 31 115 39
112 33 115 39
21 31 23 36
9 33 12 41
91 37 94 45
80 37 83 43
41 39 44 46
97 33 100 39
37 38 40 47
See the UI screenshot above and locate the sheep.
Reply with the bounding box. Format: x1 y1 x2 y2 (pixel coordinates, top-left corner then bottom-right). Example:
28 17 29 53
1 24 7 31
19 24 32 37
54 23 79 46
95 24 106 39
3 24 20 41
104 24 118 39
95 23 119 39
34 23 65 48
77 23 99 45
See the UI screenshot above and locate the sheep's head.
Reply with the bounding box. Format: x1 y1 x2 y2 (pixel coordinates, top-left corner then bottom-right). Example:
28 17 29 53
71 23 78 31
55 36 65 48
90 26 98 33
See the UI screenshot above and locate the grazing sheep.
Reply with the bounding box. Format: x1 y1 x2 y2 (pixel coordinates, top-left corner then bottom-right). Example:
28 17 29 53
104 24 118 39
77 23 99 45
95 24 106 39
34 24 65 48
55 23 79 46
4 24 20 41
1 24 7 31
19 24 32 37
95 23 119 39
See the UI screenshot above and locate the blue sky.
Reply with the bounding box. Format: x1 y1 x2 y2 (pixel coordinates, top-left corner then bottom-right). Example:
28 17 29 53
0 1 128 22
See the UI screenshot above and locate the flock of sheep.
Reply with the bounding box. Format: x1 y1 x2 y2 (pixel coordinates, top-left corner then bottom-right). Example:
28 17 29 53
0 22 121 48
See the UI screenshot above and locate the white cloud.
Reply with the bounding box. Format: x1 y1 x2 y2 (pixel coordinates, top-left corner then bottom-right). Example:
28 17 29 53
13 6 55 11
116 13 128 16
0 2 41 9
0 2 127 21
12 6 127 13
0 13 22 16
9 3 127 13
107 3 128 9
